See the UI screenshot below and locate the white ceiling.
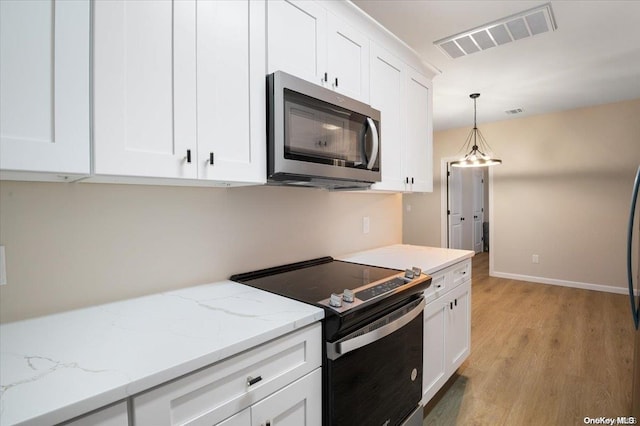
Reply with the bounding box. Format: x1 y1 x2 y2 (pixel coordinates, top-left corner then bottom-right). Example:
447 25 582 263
352 0 640 131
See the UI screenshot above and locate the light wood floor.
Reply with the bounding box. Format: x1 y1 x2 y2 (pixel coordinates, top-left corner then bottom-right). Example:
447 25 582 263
423 252 635 425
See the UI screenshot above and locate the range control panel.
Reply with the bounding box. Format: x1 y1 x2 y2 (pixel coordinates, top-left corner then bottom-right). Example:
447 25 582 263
319 267 430 313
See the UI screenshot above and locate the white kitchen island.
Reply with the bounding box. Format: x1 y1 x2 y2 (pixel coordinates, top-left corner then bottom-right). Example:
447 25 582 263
0 281 324 426
338 244 475 405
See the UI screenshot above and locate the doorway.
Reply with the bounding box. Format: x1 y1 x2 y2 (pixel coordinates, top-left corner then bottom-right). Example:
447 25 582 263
441 160 490 253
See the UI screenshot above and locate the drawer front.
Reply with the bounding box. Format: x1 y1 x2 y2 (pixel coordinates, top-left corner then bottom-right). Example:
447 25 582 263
133 323 322 426
451 259 471 288
423 259 472 303
423 272 446 304
62 401 128 426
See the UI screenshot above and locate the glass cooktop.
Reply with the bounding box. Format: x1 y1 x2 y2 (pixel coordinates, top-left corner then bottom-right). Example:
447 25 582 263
231 257 401 305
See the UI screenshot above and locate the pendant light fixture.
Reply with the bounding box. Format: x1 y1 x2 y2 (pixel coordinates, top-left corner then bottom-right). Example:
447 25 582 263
450 93 502 168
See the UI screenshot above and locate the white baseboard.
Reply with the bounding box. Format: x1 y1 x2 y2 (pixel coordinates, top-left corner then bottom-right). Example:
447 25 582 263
490 270 633 295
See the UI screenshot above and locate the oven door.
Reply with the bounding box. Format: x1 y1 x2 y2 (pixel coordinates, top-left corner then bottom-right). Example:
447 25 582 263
326 298 424 426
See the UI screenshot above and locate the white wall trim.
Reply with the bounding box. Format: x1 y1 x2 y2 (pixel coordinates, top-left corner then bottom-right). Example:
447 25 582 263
491 270 630 295
439 157 453 248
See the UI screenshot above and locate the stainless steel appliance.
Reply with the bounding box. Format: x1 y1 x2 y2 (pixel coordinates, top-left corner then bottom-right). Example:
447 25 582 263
267 71 381 190
231 257 431 426
628 165 640 416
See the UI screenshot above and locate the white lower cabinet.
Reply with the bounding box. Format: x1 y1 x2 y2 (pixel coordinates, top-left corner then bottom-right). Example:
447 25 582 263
215 369 321 426
133 323 322 426
250 369 321 426
62 401 128 426
422 260 472 404
217 409 250 426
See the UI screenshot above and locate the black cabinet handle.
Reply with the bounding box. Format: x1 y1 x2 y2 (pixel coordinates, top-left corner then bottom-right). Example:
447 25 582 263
450 302 453 310
411 177 415 184
455 299 458 307
335 77 338 87
186 149 191 163
247 375 262 387
209 152 214 165
324 72 328 82
405 177 409 184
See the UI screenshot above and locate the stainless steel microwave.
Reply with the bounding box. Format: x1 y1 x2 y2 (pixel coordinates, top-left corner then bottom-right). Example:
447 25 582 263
267 71 381 190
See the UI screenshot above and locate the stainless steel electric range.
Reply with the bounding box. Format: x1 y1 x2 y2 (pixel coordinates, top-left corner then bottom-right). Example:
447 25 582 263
231 256 432 426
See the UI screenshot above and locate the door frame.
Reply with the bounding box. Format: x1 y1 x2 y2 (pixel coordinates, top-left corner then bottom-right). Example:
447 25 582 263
440 157 495 268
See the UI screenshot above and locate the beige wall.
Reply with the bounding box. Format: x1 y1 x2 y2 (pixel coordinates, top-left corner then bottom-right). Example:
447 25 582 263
404 98 640 291
0 183 401 323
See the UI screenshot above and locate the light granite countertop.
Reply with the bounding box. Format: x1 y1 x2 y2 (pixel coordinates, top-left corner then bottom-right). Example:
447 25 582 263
337 244 475 273
0 281 324 426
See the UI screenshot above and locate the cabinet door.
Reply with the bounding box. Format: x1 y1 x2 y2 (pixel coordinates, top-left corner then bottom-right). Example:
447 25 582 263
93 0 197 179
404 68 433 192
0 0 89 179
422 296 448 404
196 0 265 184
326 14 369 103
446 280 471 372
369 43 404 191
251 369 322 426
267 0 326 85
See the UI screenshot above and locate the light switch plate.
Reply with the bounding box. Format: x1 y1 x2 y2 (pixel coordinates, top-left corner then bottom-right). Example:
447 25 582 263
0 246 6 285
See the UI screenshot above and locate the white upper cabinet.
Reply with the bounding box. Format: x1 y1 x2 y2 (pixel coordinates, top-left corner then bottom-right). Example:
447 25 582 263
369 44 405 191
267 0 369 103
0 0 90 181
326 14 370 102
93 0 197 179
369 43 433 193
93 0 265 185
196 0 266 184
404 67 433 192
267 0 326 86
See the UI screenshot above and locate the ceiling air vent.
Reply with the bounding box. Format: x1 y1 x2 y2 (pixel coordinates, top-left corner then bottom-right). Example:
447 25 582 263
434 3 557 59
505 108 523 115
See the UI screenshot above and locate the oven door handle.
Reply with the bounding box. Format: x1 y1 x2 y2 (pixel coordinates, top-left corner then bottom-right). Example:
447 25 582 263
326 298 425 360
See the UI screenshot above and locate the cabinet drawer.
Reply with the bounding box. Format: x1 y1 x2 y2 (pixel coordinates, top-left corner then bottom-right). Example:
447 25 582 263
133 323 322 426
61 401 128 426
423 259 472 303
451 259 471 288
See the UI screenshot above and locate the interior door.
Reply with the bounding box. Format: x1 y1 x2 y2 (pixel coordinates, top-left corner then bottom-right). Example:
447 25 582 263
448 165 463 249
472 169 485 253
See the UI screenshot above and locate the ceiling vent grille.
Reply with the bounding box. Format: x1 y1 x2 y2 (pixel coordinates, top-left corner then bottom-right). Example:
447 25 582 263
434 3 557 59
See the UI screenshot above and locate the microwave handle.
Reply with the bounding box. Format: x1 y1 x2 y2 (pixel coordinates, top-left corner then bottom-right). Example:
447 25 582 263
365 117 379 170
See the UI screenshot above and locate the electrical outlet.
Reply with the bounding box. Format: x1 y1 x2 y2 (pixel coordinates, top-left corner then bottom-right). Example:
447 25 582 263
363 216 370 234
0 246 6 285
532 254 539 264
